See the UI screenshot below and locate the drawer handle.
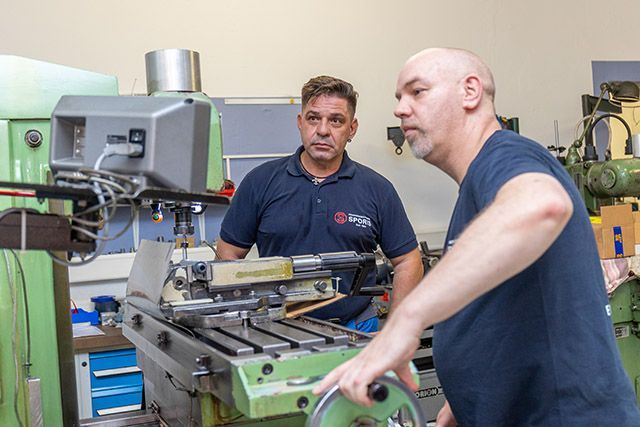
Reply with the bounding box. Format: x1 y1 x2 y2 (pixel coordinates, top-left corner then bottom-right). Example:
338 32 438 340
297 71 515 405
93 366 141 378
96 404 141 416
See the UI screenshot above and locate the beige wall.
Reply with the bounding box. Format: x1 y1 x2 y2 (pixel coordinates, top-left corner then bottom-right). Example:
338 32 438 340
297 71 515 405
5 0 640 235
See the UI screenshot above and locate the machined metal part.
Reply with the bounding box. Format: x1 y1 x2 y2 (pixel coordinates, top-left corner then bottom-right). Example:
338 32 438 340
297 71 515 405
251 322 326 349
170 204 194 237
0 180 230 206
79 410 162 426
24 129 43 148
217 325 292 356
124 303 249 403
170 306 285 329
283 317 371 344
123 242 417 423
145 48 202 94
123 305 374 413
160 254 348 328
306 376 426 427
195 328 255 356
27 377 43 427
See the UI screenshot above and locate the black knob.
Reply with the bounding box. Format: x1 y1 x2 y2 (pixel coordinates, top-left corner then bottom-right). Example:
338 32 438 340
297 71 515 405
192 262 207 275
367 383 389 402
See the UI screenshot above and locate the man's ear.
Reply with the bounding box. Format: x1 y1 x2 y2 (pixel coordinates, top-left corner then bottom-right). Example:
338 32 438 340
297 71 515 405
297 113 303 130
461 74 483 110
349 117 359 139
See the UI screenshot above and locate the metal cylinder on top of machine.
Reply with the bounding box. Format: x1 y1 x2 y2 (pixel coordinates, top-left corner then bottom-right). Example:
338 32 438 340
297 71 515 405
145 48 225 192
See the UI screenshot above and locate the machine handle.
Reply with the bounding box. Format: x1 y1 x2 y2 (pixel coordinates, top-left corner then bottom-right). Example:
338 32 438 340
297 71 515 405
92 366 141 378
348 253 376 297
96 404 142 416
367 382 389 402
356 286 386 297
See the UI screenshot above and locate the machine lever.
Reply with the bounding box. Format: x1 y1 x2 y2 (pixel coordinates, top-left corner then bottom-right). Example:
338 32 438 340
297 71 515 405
356 286 386 297
347 253 376 297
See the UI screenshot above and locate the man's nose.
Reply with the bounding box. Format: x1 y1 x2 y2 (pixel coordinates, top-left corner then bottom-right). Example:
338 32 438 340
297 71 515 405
394 99 410 118
317 119 330 135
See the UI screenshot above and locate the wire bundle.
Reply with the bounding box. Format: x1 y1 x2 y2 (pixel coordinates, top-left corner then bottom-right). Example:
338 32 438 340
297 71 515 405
51 164 140 266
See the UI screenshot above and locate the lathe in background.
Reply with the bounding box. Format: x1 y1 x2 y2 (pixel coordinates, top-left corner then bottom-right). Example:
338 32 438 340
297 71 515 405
550 81 640 404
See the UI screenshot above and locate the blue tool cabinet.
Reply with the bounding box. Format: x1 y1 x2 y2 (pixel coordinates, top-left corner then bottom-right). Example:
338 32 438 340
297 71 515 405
75 348 143 418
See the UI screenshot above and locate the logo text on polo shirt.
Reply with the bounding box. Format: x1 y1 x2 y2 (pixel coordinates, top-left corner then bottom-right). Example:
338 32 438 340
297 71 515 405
334 212 372 229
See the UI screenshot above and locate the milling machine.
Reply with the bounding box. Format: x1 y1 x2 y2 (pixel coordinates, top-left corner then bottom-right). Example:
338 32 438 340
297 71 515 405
0 52 427 426
123 237 425 426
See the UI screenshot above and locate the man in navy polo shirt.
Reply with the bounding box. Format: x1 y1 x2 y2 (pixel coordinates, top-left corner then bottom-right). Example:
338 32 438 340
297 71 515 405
315 49 640 425
217 75 424 332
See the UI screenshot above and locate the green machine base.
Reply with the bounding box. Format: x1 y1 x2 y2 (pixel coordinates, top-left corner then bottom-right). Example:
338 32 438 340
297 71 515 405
0 55 117 426
609 279 640 404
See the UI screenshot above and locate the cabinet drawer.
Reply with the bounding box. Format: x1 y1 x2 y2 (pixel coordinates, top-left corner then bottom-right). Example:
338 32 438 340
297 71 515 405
91 384 143 417
91 367 142 391
89 348 137 372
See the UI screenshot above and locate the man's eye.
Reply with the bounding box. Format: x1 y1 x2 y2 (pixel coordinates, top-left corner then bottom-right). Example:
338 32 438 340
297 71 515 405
307 116 319 122
331 118 344 124
413 88 425 96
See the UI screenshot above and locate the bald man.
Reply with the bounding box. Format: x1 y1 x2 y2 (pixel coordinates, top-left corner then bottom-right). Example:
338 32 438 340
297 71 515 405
314 48 640 425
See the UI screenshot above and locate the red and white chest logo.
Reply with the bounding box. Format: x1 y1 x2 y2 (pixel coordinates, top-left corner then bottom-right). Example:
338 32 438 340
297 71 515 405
334 212 347 224
334 212 372 229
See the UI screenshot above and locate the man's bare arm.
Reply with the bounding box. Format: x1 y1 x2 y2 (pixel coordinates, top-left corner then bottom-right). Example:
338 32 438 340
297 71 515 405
388 248 424 312
216 239 251 260
314 172 574 405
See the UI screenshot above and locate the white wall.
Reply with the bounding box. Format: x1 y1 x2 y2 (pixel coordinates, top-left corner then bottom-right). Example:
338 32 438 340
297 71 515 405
5 0 640 235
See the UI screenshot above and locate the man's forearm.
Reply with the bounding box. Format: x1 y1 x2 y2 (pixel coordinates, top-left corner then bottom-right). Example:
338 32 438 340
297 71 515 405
388 249 424 313
390 173 573 332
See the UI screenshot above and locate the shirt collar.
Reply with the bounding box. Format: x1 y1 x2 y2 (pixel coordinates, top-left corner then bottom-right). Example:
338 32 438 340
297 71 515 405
286 146 357 179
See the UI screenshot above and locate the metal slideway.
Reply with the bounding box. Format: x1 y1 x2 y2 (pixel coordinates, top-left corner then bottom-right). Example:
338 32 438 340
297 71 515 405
79 410 162 426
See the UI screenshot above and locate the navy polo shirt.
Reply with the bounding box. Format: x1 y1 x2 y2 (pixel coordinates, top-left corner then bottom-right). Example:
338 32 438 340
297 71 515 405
220 146 417 323
435 130 640 425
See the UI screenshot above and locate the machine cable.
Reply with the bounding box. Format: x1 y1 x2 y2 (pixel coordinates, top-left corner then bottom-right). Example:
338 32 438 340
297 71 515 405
47 143 142 266
164 371 199 424
2 249 30 427
201 239 221 260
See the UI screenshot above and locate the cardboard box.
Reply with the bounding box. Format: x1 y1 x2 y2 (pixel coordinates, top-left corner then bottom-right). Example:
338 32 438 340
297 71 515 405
600 204 635 259
633 211 640 247
592 223 604 258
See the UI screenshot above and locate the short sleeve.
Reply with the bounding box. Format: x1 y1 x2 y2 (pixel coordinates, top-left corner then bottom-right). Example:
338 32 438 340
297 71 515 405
470 141 555 209
219 172 262 248
378 184 418 259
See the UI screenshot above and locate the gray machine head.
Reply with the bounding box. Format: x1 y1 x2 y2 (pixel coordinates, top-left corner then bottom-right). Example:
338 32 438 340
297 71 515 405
49 95 211 193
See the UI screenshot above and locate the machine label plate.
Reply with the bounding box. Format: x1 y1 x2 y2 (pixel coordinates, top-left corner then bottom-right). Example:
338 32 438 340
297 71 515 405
614 325 630 339
415 385 443 399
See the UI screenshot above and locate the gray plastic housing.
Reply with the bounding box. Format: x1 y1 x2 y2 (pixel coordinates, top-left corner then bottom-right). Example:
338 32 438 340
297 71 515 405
49 95 211 193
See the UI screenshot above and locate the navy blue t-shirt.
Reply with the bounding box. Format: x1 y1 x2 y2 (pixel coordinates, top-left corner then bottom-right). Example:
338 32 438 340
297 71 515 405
220 146 417 323
434 130 640 425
